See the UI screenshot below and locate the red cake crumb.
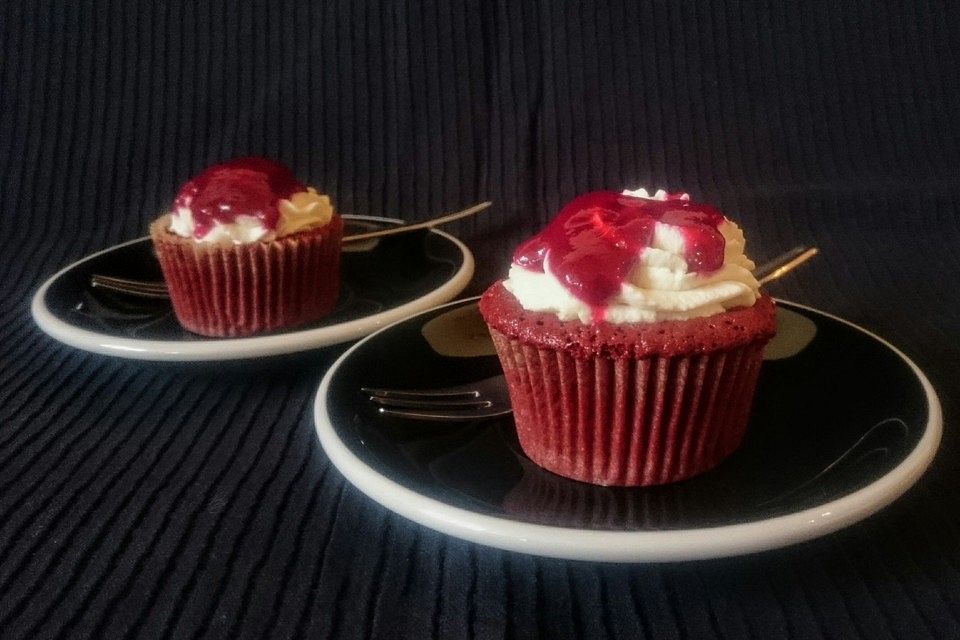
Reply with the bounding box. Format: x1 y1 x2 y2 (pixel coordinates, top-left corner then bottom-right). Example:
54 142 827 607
480 282 776 359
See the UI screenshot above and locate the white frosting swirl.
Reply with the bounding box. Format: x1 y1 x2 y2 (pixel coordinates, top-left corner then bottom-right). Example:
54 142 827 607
168 188 334 243
503 188 761 324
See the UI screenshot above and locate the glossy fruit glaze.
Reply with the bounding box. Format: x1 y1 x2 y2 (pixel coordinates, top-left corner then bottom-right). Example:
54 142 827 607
172 157 305 238
512 191 726 315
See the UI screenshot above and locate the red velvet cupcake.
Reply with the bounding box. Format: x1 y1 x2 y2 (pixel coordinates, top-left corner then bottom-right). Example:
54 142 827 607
150 157 342 337
479 189 776 487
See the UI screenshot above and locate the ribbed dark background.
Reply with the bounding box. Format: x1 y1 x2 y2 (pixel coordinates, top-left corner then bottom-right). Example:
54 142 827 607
2 1 959 638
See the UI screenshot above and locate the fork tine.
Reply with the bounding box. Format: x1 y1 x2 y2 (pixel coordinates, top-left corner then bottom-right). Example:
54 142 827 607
92 275 168 291
361 386 480 400
363 375 511 421
90 275 170 298
375 406 512 422
368 396 492 410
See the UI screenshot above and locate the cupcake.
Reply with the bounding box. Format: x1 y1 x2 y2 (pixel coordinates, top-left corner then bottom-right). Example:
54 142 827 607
478 188 776 487
150 157 343 337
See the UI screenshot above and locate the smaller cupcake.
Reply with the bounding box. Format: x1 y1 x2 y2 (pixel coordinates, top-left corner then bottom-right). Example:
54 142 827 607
150 157 343 337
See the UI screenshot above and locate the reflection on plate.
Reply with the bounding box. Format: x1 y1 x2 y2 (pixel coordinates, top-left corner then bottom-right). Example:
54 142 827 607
314 298 942 562
31 216 473 361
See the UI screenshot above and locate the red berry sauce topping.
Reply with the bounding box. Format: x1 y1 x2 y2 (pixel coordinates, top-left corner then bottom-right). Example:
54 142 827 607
172 157 306 239
512 191 726 319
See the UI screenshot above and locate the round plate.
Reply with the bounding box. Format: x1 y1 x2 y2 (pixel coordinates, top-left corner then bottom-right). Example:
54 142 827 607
31 216 473 361
314 298 942 562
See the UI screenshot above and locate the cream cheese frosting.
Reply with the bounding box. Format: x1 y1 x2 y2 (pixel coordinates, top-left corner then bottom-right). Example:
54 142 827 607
503 188 761 324
169 187 333 244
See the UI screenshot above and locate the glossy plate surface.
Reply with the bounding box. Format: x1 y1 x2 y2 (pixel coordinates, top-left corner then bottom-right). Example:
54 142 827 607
31 216 473 361
314 298 942 562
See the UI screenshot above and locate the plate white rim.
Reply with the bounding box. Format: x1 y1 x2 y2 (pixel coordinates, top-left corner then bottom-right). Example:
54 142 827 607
30 216 474 361
313 297 943 563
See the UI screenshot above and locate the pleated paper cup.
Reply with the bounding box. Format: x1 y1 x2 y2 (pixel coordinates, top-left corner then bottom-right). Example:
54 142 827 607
479 283 776 487
150 215 343 337
489 329 767 486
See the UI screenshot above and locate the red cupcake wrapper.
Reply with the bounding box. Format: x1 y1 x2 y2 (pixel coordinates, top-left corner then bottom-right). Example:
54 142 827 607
151 216 343 337
489 327 768 487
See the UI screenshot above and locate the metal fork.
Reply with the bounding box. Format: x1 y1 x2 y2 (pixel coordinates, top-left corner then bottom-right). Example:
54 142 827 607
89 201 492 298
363 245 819 421
362 375 512 422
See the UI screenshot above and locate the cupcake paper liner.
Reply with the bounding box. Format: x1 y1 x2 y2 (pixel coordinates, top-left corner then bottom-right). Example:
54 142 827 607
150 216 343 337
489 327 768 487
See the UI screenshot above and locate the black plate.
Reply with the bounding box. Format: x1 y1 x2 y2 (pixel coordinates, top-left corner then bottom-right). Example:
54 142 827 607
320 299 938 538
32 217 473 360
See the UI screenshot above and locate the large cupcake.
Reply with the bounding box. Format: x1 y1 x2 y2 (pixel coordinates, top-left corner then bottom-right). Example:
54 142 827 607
479 188 776 487
150 157 343 337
